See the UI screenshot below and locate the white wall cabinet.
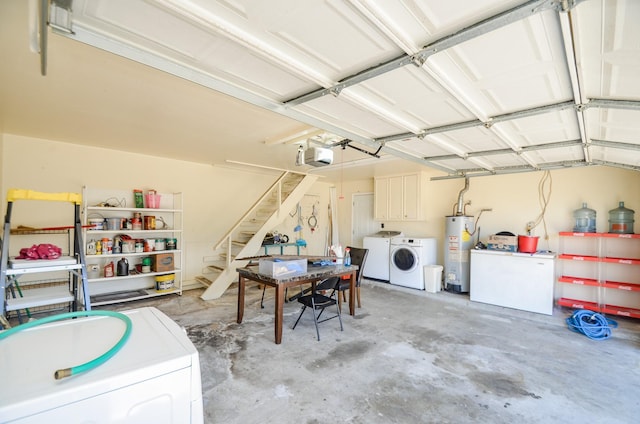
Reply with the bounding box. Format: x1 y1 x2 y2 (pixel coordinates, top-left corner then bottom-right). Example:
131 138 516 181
374 173 424 221
82 187 183 306
470 250 556 315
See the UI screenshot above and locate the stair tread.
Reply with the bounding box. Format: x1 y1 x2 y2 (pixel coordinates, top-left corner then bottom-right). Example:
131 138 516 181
201 173 314 300
207 264 226 272
195 276 212 287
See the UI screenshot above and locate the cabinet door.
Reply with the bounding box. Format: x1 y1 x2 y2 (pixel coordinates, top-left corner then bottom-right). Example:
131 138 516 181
374 177 389 220
387 176 403 220
402 174 419 220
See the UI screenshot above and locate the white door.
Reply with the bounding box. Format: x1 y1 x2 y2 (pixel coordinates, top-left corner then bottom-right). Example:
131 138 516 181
352 193 377 247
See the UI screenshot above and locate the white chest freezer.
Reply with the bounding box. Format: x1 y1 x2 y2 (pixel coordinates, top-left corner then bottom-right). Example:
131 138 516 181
470 249 556 315
0 307 203 423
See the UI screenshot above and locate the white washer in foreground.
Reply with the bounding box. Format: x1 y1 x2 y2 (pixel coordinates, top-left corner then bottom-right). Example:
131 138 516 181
0 307 204 423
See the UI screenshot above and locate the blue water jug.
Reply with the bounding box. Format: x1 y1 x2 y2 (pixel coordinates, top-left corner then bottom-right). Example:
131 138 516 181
608 201 634 234
573 203 596 233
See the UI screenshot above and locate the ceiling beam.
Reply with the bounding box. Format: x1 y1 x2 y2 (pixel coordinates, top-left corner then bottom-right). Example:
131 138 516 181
430 159 591 180
423 139 583 161
377 100 575 145
590 139 640 151
585 98 640 111
591 159 640 172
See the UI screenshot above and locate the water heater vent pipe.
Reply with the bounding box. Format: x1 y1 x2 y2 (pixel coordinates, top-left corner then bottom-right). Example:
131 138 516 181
455 177 469 216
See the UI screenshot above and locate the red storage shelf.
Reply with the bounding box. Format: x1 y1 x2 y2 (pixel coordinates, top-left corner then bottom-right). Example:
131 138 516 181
557 232 640 320
602 280 640 292
558 254 599 262
559 232 640 239
558 275 599 286
602 257 640 265
599 233 640 240
600 304 640 319
558 298 640 319
557 297 599 312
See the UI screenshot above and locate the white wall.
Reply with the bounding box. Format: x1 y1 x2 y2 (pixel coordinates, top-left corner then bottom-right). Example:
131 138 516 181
3 133 639 291
337 167 640 264
0 134 333 286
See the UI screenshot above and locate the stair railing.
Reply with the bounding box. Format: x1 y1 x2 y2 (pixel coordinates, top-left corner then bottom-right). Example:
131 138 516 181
214 171 303 267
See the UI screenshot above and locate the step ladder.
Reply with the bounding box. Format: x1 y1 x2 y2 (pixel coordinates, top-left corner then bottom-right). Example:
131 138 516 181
1 190 91 327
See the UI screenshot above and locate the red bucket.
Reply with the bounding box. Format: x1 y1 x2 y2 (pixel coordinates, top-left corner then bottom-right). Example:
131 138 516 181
518 235 539 253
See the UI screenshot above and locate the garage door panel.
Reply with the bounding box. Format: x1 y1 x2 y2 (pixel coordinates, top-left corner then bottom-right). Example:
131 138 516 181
586 108 640 143
293 96 405 138
426 10 572 118
526 144 584 165
477 152 530 169
591 145 640 167
574 0 640 99
493 109 581 146
386 137 452 158
360 66 477 129
363 0 526 51
432 126 510 154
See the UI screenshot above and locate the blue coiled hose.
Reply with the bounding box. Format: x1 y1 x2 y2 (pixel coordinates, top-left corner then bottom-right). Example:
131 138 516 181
0 310 132 379
566 309 618 340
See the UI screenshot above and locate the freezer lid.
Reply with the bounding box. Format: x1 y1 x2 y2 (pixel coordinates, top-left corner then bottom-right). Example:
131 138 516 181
0 307 199 418
470 249 556 259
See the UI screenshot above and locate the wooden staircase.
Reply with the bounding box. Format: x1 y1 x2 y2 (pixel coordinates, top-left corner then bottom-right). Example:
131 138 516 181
198 171 318 300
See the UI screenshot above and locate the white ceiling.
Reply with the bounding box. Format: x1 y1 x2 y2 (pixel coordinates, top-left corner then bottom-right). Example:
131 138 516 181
1 0 639 182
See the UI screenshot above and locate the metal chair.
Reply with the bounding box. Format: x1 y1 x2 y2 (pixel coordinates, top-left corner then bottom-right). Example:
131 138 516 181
292 277 343 341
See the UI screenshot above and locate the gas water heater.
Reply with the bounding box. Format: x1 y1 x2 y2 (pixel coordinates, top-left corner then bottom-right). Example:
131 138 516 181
444 178 474 293
444 215 474 293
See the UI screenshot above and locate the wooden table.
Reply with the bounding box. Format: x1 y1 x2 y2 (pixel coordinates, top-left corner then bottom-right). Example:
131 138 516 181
237 263 358 344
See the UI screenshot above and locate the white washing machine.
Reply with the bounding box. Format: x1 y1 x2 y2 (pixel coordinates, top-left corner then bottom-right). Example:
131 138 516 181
0 307 204 423
390 237 437 289
362 230 403 281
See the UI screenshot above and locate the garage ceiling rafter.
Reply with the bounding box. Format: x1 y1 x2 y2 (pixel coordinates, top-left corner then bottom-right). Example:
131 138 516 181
424 139 584 161
376 100 577 144
22 0 640 179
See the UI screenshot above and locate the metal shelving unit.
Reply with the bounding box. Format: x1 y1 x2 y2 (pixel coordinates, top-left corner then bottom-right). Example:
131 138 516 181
82 187 183 306
1 190 91 326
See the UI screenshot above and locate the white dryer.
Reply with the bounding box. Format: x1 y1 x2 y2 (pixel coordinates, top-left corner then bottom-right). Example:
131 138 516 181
362 230 402 281
390 237 437 289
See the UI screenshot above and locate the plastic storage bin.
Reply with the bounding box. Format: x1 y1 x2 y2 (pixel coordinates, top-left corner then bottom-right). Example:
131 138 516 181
259 258 307 277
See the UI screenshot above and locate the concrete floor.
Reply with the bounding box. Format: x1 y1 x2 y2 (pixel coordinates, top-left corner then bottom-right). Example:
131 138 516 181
103 280 640 424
